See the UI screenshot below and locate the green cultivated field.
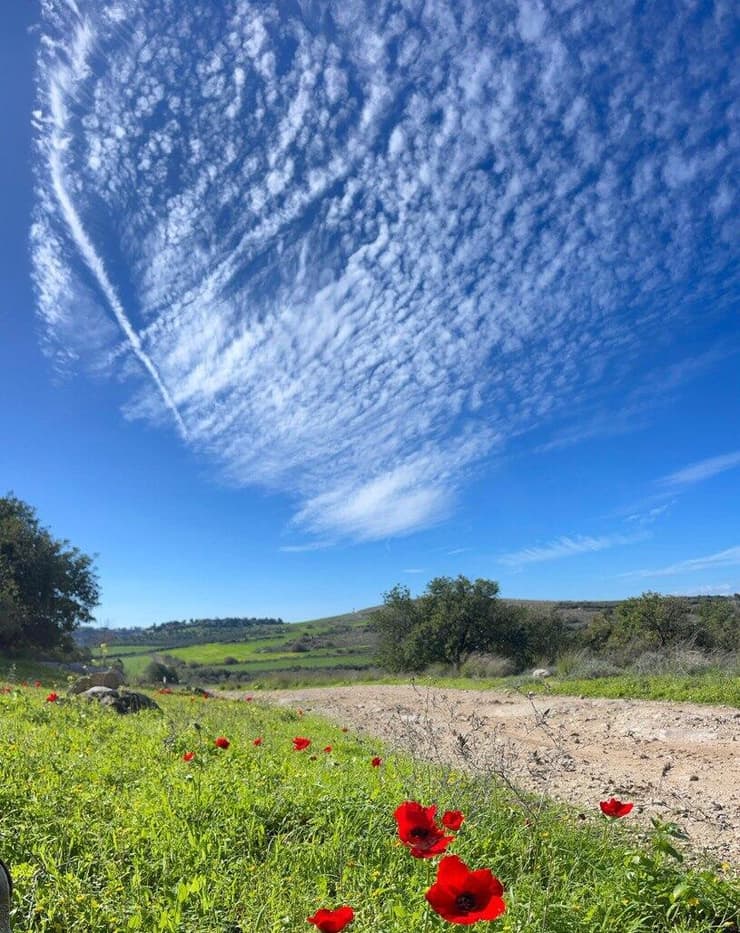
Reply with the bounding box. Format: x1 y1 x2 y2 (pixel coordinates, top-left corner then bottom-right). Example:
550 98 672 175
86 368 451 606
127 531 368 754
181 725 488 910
0 684 737 932
93 610 379 685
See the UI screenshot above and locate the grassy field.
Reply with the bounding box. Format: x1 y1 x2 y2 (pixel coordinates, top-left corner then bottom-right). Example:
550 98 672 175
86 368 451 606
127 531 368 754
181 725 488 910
0 683 737 932
93 610 379 683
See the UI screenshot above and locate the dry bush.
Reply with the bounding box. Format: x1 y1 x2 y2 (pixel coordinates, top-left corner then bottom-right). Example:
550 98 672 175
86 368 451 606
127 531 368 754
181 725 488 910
630 645 724 676
555 649 621 679
460 652 516 678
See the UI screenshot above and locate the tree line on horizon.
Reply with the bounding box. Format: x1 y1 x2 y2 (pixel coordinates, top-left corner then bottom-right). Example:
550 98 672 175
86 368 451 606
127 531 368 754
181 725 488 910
73 615 285 648
2 494 738 668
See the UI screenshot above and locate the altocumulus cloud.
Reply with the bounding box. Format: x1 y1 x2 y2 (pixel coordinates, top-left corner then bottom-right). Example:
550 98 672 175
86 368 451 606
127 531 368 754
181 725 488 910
32 0 738 540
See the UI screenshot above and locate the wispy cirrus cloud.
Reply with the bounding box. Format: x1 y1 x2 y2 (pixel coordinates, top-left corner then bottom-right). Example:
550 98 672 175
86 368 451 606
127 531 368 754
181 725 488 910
659 451 740 489
278 541 334 554
499 532 643 568
32 0 739 540
623 545 740 579
625 503 674 526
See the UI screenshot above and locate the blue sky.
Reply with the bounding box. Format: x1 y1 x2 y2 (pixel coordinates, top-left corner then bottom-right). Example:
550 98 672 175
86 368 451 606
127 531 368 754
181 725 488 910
2 0 738 627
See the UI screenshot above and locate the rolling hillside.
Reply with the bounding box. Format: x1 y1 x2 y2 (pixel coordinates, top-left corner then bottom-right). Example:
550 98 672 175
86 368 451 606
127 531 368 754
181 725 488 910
89 599 624 686
91 607 382 686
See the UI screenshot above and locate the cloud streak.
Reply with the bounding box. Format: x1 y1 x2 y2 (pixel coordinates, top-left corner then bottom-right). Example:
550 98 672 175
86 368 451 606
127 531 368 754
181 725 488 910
499 532 643 568
624 546 740 579
659 451 740 489
32 0 739 539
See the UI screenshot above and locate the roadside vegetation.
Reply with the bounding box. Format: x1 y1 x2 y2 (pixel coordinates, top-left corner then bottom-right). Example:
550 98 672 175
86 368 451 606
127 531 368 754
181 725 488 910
1 684 737 931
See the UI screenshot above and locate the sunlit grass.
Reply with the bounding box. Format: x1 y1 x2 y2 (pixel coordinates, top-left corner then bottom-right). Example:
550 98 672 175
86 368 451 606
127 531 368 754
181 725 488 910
0 685 737 931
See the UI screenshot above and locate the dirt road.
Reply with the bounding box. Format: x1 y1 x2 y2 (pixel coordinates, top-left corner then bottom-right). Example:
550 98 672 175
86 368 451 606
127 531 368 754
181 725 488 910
255 684 740 864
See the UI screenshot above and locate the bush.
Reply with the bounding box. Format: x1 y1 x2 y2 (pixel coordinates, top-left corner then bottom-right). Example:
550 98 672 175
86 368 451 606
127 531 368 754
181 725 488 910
555 650 621 679
141 659 179 684
460 653 516 678
630 646 715 677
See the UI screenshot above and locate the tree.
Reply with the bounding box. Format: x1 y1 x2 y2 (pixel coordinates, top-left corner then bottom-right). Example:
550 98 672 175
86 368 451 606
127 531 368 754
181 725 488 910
611 592 691 650
374 575 532 672
0 494 100 653
697 598 740 651
373 584 426 672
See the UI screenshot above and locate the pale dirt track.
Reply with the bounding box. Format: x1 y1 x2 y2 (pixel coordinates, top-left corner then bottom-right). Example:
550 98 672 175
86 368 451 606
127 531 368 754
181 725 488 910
249 685 740 865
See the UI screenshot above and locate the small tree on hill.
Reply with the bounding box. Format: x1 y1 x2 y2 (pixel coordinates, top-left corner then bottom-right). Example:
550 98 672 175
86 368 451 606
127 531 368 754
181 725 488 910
374 575 533 672
0 494 100 653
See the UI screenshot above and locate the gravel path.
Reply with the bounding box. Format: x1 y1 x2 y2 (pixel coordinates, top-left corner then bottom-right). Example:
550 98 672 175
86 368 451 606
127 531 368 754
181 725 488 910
251 684 740 865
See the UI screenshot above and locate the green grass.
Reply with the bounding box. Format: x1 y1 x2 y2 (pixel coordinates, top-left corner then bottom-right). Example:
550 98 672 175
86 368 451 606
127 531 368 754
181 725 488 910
0 683 737 932
391 672 739 708
527 672 740 707
0 658 58 686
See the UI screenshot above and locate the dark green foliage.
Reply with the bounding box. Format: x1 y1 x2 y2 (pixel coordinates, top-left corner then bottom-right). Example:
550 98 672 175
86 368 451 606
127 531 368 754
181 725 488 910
0 494 99 653
373 584 426 672
611 592 692 649
696 598 740 651
142 659 180 684
374 576 550 673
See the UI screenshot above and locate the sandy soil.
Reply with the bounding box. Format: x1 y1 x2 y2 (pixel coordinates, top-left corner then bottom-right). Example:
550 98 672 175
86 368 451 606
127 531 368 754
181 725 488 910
252 684 740 864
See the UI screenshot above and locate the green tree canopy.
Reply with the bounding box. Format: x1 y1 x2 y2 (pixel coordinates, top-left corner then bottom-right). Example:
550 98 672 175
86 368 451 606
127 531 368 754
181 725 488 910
611 591 692 650
0 494 100 653
373 575 539 672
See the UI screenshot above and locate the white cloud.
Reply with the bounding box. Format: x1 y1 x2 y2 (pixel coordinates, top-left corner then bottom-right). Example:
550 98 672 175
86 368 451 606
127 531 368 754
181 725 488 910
625 503 673 526
293 463 453 541
278 541 334 553
32 0 738 540
673 583 735 596
659 451 740 488
499 532 643 568
625 546 740 578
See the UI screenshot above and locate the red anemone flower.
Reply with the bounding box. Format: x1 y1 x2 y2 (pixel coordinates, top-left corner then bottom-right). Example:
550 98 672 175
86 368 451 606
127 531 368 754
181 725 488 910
306 906 355 932
599 797 634 818
293 736 311 751
46 692 59 703
323 745 332 754
244 695 253 702
442 810 465 831
425 855 506 925
253 737 263 746
394 801 454 858
214 736 230 749
34 680 42 687
182 751 195 762
371 756 382 768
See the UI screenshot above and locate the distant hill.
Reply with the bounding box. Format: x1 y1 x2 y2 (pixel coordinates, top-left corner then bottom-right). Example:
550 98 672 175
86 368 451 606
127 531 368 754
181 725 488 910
73 615 284 648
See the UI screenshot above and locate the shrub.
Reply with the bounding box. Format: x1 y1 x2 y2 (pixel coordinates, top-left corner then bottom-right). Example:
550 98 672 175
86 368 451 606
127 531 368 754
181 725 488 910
630 646 715 677
460 653 516 678
141 659 179 684
555 650 621 679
